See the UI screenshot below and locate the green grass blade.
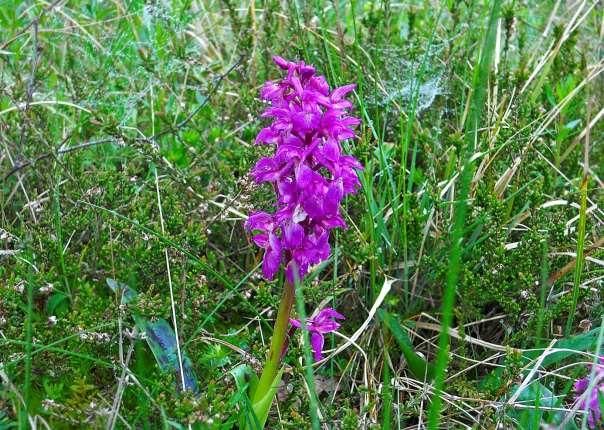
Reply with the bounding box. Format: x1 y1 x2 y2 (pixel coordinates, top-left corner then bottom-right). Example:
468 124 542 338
381 358 392 430
427 1 502 428
565 176 588 336
294 280 320 430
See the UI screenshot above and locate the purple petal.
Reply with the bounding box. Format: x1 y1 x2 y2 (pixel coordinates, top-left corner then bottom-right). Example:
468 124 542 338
261 107 290 119
331 100 353 110
313 232 330 262
275 205 295 225
251 233 268 248
322 215 346 229
275 144 303 161
317 308 345 321
314 320 341 333
301 89 322 104
256 127 279 145
312 319 340 333
283 222 304 249
289 74 304 96
337 159 362 194
260 81 281 101
277 177 297 205
310 75 330 95
273 55 292 70
296 164 314 189
269 232 281 251
331 83 356 101
340 155 363 170
337 128 356 140
262 236 282 280
302 195 323 219
575 377 590 394
324 179 344 215
289 318 302 329
283 134 304 147
310 331 325 361
320 111 338 133
298 62 316 78
586 387 602 428
307 308 344 333
251 157 281 183
292 109 320 133
246 212 273 233
322 138 340 162
341 116 361 127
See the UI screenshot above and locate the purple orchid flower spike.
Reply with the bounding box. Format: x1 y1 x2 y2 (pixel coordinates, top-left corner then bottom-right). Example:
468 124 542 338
574 356 604 428
290 308 345 361
244 57 360 425
245 56 363 282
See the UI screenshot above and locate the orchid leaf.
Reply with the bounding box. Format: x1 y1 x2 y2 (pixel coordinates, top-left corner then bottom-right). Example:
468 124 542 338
135 316 199 394
46 292 70 316
532 327 602 367
105 278 199 395
250 366 283 430
229 364 283 430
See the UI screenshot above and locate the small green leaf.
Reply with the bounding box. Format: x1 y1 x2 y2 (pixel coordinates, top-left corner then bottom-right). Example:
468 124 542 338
506 382 552 427
106 278 138 304
504 382 577 428
230 364 258 397
136 317 200 395
105 279 199 395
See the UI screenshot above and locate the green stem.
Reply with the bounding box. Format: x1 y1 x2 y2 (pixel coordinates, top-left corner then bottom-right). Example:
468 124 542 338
565 175 588 336
294 280 320 429
252 281 295 405
427 2 501 428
